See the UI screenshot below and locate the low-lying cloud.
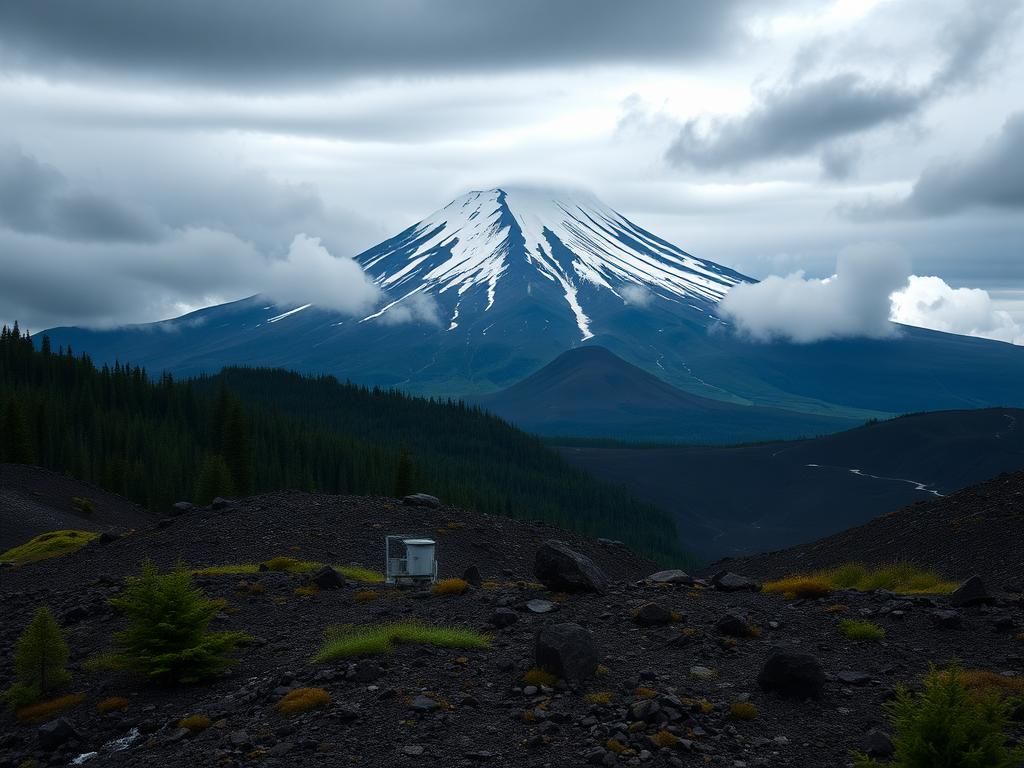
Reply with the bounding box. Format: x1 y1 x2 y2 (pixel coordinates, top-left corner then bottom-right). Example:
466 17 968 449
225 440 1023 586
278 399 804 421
620 284 653 307
891 275 1024 344
719 248 1023 345
377 291 442 327
718 246 909 342
263 234 381 316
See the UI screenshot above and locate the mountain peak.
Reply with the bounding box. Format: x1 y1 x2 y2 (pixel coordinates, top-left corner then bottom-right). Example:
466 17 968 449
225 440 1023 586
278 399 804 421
357 186 752 340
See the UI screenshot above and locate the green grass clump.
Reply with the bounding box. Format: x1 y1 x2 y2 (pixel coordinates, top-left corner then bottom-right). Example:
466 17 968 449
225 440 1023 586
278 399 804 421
839 619 886 642
764 562 956 600
192 559 383 583
729 701 759 720
853 666 1024 767
315 621 489 662
0 530 98 566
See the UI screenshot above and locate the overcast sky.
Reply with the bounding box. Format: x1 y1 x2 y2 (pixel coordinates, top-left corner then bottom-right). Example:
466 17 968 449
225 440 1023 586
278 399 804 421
1 0 1022 340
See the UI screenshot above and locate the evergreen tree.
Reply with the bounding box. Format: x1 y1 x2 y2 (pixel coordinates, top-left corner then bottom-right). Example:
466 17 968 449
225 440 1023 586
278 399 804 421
220 402 252 496
1 398 33 464
109 561 249 684
394 447 414 498
194 455 234 504
5 606 70 708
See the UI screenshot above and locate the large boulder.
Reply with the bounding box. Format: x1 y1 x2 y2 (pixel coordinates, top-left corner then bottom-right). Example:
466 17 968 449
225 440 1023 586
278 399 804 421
535 623 599 681
534 540 608 594
462 565 483 587
757 650 826 700
312 565 345 590
647 569 694 585
38 718 78 750
716 612 753 637
950 575 993 607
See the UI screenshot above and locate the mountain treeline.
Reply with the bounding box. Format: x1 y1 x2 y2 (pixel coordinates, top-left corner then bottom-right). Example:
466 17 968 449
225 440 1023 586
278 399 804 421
0 324 689 564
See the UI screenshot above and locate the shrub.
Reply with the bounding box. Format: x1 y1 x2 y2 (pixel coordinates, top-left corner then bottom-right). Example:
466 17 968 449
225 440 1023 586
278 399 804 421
96 696 129 713
431 578 469 596
0 530 98 566
839 619 886 642
4 606 70 708
276 687 331 715
108 561 250 684
730 701 758 720
15 693 85 723
650 730 678 748
584 691 613 705
315 622 489 662
71 496 95 514
523 667 558 687
853 666 1024 767
178 714 211 732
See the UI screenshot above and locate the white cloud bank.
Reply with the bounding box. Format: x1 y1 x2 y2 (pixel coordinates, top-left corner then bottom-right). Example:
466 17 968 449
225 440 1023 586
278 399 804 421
262 234 381 315
718 247 1023 345
891 275 1024 345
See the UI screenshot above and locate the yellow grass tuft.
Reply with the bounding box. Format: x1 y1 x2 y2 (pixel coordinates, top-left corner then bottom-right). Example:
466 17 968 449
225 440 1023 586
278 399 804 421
96 696 129 713
606 739 628 754
523 667 558 687
293 584 319 597
16 694 86 723
762 575 833 599
949 669 1024 700
824 603 848 613
584 691 613 705
764 562 956 599
1 530 98 566
839 619 886 641
634 687 657 699
354 590 379 602
431 578 469 596
650 730 678 748
276 687 332 715
178 714 211 732
730 701 758 720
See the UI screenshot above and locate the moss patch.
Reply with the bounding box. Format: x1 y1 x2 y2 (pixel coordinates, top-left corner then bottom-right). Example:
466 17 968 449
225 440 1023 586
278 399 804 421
0 530 98 566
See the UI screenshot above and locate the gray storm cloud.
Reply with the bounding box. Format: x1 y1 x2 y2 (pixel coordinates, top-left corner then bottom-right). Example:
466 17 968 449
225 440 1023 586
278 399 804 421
0 0 749 87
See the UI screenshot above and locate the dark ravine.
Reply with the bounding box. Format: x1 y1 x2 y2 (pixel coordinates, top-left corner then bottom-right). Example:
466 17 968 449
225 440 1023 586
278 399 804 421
1 486 1022 768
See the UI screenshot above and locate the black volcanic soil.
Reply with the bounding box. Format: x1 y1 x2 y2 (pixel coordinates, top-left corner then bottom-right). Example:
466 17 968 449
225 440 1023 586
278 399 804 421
714 470 1024 590
0 465 159 551
1 491 1022 768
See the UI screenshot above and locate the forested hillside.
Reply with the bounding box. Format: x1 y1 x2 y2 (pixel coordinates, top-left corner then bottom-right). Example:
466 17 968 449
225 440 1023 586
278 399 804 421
0 324 686 563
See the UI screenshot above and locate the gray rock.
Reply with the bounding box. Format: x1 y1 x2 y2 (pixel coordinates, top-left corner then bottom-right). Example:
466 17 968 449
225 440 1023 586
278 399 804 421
210 496 233 510
312 565 345 590
634 602 673 627
534 540 608 594
862 728 894 758
403 493 441 508
38 718 77 750
526 599 559 614
535 623 599 681
711 571 761 592
489 608 519 628
228 730 252 748
171 501 194 516
836 671 872 686
462 565 482 587
950 575 993 607
930 609 962 628
402 745 426 756
410 695 440 712
715 613 752 637
648 569 693 585
757 650 826 700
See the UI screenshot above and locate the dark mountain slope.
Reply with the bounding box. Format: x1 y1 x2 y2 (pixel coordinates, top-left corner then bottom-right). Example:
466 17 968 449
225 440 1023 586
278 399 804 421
0 464 158 550
714 469 1024 590
558 408 1024 559
475 346 862 443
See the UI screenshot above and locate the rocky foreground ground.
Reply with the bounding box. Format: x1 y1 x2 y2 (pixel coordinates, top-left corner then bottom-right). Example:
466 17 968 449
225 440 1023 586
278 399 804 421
1 490 1022 768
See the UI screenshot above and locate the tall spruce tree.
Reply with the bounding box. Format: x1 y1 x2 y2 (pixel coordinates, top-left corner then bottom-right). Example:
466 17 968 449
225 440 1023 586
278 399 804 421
5 606 70 708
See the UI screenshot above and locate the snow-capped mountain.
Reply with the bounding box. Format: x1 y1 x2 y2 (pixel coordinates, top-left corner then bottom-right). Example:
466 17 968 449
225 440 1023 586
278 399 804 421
42 186 1024 434
357 187 751 340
